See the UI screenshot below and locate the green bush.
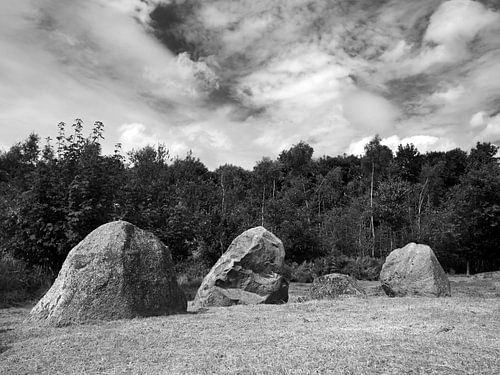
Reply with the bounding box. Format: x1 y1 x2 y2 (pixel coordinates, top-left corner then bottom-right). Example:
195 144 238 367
175 259 210 301
312 254 340 276
288 261 315 283
340 256 383 281
286 255 383 283
0 252 53 308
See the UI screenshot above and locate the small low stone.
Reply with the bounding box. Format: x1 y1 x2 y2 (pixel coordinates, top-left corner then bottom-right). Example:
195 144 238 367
309 273 365 299
436 325 454 334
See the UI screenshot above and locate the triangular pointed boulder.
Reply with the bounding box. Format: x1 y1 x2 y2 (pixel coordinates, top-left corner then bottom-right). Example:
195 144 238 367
27 221 187 326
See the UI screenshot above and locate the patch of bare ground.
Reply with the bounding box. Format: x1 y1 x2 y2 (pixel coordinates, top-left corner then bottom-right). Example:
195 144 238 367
1 276 499 374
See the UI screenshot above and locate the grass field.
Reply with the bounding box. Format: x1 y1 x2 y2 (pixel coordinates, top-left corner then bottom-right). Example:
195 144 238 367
1 276 499 374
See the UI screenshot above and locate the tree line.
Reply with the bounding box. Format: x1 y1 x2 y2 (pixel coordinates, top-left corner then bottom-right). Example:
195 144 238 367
1 119 499 278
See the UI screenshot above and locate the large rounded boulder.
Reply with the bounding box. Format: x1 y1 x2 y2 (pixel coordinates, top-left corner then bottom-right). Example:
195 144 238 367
193 226 288 307
27 221 187 326
309 273 365 299
380 243 451 297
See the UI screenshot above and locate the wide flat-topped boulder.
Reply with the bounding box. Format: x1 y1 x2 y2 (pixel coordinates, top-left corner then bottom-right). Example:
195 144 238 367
193 226 288 307
380 243 451 297
27 221 187 326
309 273 365 299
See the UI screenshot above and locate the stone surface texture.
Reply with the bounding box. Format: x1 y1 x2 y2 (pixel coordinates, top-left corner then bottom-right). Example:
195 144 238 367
380 242 451 297
309 273 365 299
193 226 288 307
27 221 187 326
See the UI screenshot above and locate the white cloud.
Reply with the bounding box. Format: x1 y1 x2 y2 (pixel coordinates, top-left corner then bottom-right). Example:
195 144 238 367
470 113 500 143
239 45 351 104
409 0 500 72
346 136 373 156
237 46 356 157
182 123 233 151
382 135 457 154
0 0 235 165
424 0 499 46
221 13 275 54
346 134 458 156
342 90 400 132
0 1 187 145
103 0 173 24
470 111 488 128
119 123 158 150
199 4 235 28
143 52 220 100
381 40 412 63
170 142 190 157
119 122 192 159
476 120 500 143
429 85 465 103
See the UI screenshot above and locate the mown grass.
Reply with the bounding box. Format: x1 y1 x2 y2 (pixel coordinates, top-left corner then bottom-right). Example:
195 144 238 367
0 277 499 374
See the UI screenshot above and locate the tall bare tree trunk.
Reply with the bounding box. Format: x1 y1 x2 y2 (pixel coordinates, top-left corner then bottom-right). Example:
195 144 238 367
370 162 375 257
261 186 265 226
221 174 225 213
316 176 326 217
358 221 362 257
303 182 311 224
220 173 226 255
417 178 428 239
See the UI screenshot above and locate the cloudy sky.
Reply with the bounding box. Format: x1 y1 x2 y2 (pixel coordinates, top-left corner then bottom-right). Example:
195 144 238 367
1 0 499 168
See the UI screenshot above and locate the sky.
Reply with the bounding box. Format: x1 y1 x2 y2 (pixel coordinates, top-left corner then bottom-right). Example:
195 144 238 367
1 0 499 169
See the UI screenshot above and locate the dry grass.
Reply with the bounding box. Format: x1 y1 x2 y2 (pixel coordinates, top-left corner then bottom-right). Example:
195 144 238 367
1 277 499 374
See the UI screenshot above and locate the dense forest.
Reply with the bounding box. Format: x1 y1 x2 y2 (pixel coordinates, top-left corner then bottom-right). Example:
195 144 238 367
1 119 499 288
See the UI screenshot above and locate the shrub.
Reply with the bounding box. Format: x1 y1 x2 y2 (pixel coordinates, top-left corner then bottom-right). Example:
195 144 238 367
175 259 210 301
287 255 383 283
312 254 340 277
0 252 53 308
288 261 315 283
340 256 383 281
0 253 29 306
280 263 293 282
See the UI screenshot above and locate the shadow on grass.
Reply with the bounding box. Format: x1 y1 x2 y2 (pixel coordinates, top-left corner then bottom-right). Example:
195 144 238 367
0 328 14 354
0 345 10 354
